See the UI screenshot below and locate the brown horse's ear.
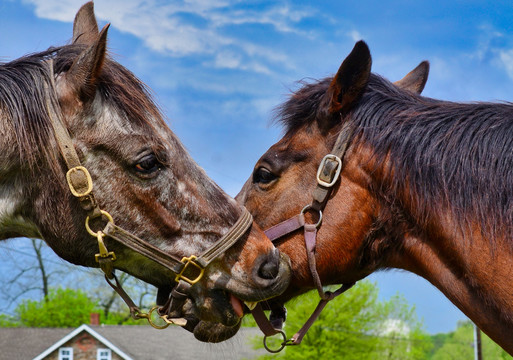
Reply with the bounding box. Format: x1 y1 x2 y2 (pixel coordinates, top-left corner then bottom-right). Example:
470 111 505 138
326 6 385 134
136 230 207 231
394 61 429 94
64 24 109 104
319 41 371 130
72 1 99 45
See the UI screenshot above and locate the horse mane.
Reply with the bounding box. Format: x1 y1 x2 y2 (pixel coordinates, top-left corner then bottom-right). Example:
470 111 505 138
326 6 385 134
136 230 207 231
277 74 513 245
0 44 164 172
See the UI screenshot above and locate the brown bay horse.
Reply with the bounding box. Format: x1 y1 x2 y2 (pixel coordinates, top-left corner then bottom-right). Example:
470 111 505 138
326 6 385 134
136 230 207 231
238 41 513 353
0 2 290 342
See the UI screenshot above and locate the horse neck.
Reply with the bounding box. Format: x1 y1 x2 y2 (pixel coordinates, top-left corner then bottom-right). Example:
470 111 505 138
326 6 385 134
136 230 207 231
350 100 513 352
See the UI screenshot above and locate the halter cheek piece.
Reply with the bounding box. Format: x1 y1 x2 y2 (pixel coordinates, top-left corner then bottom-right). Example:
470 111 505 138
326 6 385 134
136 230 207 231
251 120 356 353
44 60 253 328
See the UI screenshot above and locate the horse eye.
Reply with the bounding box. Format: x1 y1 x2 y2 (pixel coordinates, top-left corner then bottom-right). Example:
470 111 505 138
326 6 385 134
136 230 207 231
134 154 161 175
253 167 277 185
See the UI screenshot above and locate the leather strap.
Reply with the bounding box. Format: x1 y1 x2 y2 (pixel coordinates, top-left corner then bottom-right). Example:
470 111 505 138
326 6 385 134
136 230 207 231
253 119 357 351
102 207 253 277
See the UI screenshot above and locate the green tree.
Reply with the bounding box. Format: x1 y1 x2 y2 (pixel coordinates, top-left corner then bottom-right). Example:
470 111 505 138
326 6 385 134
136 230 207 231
431 320 511 360
252 281 432 360
15 287 99 327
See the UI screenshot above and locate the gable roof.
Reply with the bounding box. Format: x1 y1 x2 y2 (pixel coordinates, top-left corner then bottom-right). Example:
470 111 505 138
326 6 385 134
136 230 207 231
0 327 71 359
0 325 265 360
33 324 132 360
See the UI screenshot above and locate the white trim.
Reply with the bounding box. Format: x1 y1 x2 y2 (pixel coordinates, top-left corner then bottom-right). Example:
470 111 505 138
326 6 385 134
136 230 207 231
97 348 112 360
58 347 73 360
33 324 132 360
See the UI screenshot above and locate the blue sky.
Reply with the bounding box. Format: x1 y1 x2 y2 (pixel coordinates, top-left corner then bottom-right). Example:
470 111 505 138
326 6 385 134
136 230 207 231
1 0 513 334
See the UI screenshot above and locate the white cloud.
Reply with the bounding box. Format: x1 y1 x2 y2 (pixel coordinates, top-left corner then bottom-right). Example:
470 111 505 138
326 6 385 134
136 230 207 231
348 29 363 42
499 49 513 81
22 0 314 74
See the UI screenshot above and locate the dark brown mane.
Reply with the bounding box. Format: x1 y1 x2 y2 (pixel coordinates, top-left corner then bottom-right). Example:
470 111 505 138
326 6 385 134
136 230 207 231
0 45 164 172
277 73 513 245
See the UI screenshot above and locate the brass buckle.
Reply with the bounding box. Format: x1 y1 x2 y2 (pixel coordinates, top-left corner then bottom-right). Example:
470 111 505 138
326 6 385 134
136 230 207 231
316 154 342 188
66 166 93 197
175 255 205 285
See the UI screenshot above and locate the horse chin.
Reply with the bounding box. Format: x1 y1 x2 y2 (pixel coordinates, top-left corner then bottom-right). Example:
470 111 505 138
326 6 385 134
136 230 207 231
190 320 241 343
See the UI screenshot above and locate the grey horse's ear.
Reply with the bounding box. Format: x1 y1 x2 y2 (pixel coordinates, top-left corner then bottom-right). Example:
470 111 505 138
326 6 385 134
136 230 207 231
394 61 430 94
72 1 99 45
63 24 109 105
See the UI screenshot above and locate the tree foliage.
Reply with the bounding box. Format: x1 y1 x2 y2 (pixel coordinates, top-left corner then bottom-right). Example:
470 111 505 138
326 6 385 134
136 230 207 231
252 281 432 360
430 320 511 359
15 287 99 327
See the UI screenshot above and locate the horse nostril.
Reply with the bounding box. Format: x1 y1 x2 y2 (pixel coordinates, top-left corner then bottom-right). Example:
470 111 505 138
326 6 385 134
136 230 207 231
257 249 280 280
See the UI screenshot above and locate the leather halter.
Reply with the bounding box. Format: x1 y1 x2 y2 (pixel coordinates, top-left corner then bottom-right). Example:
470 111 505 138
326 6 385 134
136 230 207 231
251 120 356 353
43 60 253 328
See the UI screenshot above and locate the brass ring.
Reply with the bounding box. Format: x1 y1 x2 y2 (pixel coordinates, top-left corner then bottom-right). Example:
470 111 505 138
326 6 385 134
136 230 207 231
146 306 170 330
85 210 114 237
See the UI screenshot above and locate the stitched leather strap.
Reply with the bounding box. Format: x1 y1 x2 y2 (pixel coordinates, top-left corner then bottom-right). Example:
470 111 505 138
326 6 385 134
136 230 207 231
102 207 253 277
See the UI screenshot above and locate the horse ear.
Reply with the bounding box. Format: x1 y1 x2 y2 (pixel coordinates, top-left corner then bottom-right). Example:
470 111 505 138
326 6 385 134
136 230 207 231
72 1 99 45
318 41 371 130
65 24 109 102
394 61 429 94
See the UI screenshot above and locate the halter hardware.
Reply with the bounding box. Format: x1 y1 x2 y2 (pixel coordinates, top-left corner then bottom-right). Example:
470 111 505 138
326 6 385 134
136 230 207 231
300 205 323 228
316 154 342 187
66 166 93 197
176 255 205 285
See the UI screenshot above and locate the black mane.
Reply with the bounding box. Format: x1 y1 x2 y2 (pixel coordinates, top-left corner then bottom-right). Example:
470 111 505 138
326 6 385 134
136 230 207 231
278 73 513 243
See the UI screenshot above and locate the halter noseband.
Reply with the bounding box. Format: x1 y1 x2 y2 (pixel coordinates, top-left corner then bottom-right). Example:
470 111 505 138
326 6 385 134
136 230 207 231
44 59 253 328
251 120 356 353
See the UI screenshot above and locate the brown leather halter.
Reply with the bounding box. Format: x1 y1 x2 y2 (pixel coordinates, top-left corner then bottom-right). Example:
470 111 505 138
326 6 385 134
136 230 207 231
44 60 253 328
251 120 356 353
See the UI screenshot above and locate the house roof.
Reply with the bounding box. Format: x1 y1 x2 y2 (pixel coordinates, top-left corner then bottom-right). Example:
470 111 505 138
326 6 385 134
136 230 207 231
0 327 71 359
33 324 132 360
0 325 266 360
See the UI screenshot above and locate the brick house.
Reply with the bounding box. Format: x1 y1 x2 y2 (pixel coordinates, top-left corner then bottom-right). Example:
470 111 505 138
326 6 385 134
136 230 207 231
0 324 264 360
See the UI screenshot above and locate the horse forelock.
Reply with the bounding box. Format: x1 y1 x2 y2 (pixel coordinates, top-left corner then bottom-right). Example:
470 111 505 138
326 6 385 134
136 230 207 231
278 73 513 247
274 78 332 135
0 44 166 174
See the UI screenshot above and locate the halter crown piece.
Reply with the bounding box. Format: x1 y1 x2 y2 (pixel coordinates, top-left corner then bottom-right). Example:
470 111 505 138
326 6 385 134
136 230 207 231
44 59 253 328
251 120 356 353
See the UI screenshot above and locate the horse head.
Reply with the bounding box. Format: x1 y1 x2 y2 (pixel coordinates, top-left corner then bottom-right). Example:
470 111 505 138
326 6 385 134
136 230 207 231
0 2 290 342
236 41 429 304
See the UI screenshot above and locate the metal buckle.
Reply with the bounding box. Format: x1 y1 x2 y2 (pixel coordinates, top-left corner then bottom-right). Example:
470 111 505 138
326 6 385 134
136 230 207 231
66 166 93 197
316 154 342 188
175 255 205 285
